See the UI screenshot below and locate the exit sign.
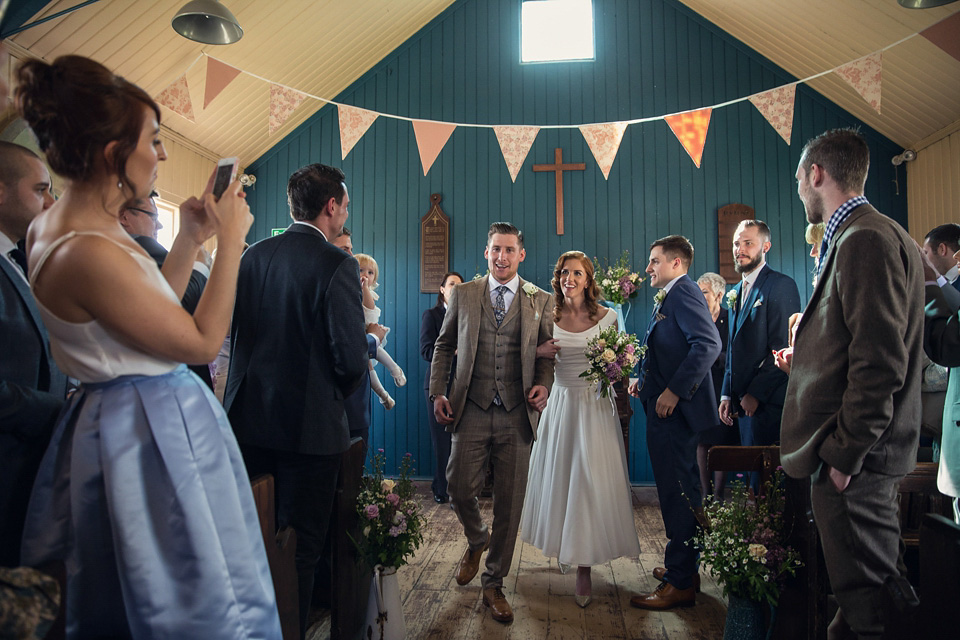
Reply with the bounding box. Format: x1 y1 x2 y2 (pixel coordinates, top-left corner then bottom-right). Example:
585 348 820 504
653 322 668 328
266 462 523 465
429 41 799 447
271 228 285 236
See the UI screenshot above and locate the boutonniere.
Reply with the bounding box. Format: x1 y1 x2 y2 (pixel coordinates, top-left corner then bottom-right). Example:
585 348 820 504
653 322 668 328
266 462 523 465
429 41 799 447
752 299 762 309
654 290 666 306
522 282 540 319
726 289 738 308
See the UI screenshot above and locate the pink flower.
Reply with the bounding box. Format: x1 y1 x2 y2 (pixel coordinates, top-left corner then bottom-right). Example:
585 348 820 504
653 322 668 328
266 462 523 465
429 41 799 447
364 504 379 519
386 493 400 506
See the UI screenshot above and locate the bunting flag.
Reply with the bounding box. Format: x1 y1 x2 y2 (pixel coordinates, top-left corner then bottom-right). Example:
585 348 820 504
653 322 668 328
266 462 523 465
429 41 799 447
338 105 380 159
412 120 456 175
269 84 308 135
664 108 712 168
155 74 195 122
204 57 241 109
921 12 960 64
834 52 882 114
493 125 540 182
579 122 628 179
748 83 797 145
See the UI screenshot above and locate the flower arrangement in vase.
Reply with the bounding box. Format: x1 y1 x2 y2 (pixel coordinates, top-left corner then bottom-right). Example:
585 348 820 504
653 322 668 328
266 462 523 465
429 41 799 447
594 251 645 306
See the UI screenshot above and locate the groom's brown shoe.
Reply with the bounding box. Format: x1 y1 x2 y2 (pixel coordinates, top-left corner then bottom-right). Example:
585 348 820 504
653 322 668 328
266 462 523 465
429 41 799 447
652 567 701 592
482 586 514 623
630 582 696 610
455 531 490 585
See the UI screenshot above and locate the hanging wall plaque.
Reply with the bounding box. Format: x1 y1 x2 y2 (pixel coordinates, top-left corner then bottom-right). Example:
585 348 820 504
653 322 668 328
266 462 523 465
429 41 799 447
420 193 450 293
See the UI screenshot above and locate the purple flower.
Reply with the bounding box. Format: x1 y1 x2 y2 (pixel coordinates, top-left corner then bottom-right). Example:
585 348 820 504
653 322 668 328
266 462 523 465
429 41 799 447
386 493 400 506
388 526 401 537
364 504 379 519
626 344 635 354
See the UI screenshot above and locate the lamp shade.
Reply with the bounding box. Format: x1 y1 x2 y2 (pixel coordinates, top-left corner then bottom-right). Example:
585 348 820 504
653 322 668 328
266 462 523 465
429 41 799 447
172 0 243 45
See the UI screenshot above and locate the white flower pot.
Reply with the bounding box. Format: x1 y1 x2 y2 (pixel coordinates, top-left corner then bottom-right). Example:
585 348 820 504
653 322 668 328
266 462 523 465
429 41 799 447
363 565 405 640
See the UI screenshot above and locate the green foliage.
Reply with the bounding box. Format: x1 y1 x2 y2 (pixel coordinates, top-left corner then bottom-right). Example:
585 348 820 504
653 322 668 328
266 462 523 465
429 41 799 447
694 470 803 607
352 451 428 570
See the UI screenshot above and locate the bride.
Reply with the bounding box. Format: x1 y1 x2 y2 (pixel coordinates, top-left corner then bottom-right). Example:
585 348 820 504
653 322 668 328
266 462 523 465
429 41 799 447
520 250 640 607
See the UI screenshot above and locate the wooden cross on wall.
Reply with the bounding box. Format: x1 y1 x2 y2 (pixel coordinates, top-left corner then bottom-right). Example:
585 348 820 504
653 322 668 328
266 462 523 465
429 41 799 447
533 148 585 235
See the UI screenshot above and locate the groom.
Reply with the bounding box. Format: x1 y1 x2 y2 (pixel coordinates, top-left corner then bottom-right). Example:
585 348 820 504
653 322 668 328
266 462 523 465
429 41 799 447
430 222 554 623
629 235 720 610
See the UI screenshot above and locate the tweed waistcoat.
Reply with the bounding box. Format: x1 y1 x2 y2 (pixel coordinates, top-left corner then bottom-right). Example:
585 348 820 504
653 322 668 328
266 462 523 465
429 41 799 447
468 293 524 411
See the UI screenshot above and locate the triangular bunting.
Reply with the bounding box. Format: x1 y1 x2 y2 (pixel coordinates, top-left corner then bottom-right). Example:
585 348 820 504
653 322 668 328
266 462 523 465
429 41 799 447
493 125 540 182
834 52 882 114
412 120 456 175
155 74 195 122
338 105 380 159
578 122 628 180
921 12 960 64
749 84 797 145
664 108 712 168
204 57 241 109
269 84 308 135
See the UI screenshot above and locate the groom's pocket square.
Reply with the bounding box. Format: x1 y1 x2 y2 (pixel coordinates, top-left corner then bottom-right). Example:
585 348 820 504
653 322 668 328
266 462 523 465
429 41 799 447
752 300 762 309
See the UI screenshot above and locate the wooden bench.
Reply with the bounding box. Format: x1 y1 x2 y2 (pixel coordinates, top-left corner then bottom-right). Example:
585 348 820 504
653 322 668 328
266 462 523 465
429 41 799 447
250 473 299 640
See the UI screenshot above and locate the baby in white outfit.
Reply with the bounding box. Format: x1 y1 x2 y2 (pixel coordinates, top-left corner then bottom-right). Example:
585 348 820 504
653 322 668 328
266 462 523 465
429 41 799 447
356 253 406 409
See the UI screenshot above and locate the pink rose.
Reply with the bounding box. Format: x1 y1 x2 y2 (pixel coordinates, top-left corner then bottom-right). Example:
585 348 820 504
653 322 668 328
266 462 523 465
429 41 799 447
364 504 379 519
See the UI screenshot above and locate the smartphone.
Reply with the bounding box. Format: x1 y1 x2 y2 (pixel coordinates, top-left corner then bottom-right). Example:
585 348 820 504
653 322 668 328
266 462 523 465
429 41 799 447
212 156 239 200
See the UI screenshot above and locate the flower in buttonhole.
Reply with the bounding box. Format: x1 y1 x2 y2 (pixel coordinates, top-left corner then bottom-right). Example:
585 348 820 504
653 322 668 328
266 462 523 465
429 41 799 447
726 289 738 308
522 282 539 299
364 504 379 519
381 478 396 492
386 493 400 506
748 543 767 561
654 290 666 305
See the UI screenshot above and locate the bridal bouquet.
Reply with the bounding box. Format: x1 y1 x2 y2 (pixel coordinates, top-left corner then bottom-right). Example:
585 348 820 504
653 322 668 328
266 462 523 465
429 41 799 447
594 251 645 305
579 324 643 398
352 451 427 570
694 469 803 606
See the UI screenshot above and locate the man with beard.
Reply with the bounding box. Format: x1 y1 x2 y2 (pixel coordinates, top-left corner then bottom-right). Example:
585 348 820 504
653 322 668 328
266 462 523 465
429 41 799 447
781 128 923 639
719 220 800 453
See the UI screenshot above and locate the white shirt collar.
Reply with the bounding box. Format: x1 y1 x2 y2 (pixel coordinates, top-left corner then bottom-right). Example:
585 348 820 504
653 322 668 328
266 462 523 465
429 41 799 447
741 262 766 287
488 273 519 294
661 275 681 295
946 264 958 284
292 220 328 242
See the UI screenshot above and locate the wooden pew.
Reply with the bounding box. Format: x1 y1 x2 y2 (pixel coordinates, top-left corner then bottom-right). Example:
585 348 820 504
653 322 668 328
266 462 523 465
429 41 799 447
250 473 299 640
707 446 828 640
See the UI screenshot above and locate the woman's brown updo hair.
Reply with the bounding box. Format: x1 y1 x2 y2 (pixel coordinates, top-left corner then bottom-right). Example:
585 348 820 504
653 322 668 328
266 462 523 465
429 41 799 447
552 250 601 323
16 55 161 199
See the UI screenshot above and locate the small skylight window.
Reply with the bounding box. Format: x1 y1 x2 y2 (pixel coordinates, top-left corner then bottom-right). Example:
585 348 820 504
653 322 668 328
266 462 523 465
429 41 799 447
520 0 595 64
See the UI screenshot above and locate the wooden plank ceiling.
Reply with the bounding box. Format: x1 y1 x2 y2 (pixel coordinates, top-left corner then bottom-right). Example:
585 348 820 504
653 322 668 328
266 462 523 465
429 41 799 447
9 0 960 167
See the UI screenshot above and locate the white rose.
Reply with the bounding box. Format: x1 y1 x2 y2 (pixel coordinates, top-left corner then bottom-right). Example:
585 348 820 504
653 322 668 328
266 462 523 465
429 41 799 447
602 349 616 363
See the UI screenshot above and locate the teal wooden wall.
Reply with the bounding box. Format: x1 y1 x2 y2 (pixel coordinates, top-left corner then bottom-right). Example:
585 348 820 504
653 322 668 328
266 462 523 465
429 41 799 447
244 0 907 483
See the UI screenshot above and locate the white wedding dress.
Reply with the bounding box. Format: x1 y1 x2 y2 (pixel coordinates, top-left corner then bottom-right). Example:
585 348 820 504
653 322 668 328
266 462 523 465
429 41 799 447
520 309 641 566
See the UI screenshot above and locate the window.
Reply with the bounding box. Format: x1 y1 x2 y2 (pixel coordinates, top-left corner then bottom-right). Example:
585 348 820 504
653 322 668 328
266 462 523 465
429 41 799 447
520 0 595 64
154 197 179 250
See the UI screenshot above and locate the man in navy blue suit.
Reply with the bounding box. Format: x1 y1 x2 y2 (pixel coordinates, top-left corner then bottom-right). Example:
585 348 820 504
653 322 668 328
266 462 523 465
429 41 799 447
923 223 960 293
629 235 720 610
719 220 800 450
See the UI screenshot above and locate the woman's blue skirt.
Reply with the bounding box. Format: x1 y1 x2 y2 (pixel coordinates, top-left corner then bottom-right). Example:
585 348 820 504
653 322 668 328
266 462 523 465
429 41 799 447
21 365 282 639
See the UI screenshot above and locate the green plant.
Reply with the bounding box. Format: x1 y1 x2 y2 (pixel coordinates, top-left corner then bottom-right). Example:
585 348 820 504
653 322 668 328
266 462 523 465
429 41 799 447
351 451 427 570
694 469 803 607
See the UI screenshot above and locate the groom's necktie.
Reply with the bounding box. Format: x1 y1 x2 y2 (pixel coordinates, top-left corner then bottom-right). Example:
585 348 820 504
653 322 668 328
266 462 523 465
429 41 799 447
7 247 28 278
494 285 507 326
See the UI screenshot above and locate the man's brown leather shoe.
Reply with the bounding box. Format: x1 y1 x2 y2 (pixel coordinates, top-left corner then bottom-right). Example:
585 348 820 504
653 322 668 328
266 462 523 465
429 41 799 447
651 567 701 592
454 532 490 585
630 581 696 610
482 586 514 623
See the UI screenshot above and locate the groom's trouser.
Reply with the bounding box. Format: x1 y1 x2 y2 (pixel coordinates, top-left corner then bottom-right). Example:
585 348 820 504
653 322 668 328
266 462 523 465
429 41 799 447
447 399 533 589
644 400 702 591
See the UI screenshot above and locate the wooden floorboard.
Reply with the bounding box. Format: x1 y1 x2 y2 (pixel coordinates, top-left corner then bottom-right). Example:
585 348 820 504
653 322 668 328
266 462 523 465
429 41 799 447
308 483 727 639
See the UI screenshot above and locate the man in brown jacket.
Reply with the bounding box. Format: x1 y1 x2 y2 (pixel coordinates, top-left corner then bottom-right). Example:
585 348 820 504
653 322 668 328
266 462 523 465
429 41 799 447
781 129 923 640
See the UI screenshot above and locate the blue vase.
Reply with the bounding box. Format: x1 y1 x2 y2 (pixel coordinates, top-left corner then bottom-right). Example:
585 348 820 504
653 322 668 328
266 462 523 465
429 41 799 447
600 300 630 330
723 593 766 640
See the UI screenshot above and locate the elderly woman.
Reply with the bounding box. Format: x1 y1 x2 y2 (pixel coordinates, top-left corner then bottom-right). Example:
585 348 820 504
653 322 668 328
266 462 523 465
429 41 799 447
696 272 737 500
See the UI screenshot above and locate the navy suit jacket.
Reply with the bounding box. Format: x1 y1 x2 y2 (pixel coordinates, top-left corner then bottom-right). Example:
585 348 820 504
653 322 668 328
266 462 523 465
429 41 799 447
342 335 378 443
225 223 369 456
722 264 800 410
639 273 721 432
0 256 67 566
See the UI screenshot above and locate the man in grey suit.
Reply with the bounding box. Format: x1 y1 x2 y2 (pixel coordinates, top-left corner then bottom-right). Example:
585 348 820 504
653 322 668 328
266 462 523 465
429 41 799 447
430 222 554 623
781 129 923 640
0 142 67 567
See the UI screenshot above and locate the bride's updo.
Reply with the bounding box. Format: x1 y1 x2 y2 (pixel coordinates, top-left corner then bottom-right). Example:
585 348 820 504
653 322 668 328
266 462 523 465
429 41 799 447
16 55 160 197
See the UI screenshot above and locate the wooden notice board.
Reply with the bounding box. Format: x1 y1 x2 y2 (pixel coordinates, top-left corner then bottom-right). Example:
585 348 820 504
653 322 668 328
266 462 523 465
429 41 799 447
717 203 755 284
420 194 450 293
